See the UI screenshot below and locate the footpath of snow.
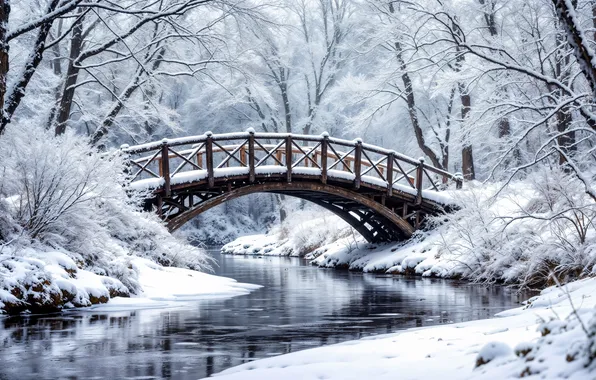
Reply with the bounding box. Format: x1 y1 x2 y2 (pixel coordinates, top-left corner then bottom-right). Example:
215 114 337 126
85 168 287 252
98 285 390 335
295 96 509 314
213 278 596 379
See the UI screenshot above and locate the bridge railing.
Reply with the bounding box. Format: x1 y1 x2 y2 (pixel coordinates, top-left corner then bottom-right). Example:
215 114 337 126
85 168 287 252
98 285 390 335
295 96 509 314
121 130 463 202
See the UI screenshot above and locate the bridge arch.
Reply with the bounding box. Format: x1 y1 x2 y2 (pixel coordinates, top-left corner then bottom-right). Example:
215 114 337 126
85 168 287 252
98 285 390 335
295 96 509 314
166 182 415 242
123 130 462 243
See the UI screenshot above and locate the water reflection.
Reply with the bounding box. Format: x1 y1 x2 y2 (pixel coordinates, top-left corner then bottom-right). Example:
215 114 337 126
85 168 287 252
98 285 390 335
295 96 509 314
0 252 534 379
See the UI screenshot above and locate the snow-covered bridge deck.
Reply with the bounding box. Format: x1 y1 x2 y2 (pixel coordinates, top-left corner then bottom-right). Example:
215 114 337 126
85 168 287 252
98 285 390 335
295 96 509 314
122 130 463 243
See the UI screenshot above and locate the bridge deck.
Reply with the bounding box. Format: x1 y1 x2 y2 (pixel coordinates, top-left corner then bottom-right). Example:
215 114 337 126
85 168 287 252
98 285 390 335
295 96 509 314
121 130 462 242
129 165 454 206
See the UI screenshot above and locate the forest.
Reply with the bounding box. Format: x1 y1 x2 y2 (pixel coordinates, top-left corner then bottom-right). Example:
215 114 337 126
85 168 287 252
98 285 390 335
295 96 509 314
1 0 596 378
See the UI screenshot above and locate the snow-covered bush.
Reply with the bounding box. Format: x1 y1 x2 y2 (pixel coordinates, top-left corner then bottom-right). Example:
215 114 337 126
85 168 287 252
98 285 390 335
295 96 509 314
476 311 596 377
0 126 212 313
475 341 513 368
434 167 596 287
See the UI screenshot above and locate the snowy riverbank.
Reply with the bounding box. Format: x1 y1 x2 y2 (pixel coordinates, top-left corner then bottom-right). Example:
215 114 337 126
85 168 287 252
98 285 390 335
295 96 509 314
213 277 596 379
0 128 260 315
223 175 596 288
0 250 260 314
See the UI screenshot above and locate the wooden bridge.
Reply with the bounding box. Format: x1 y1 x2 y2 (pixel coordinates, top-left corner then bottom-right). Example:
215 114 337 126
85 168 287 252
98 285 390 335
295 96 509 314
121 129 463 243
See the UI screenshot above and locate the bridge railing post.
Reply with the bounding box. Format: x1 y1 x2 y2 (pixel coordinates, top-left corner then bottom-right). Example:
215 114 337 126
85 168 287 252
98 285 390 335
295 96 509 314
285 135 292 183
416 157 424 204
161 140 171 197
386 152 394 197
320 132 328 184
353 138 362 189
248 128 256 183
206 131 214 188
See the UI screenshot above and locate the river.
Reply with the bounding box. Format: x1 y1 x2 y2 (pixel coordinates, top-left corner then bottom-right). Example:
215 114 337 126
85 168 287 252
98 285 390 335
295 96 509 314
0 251 534 379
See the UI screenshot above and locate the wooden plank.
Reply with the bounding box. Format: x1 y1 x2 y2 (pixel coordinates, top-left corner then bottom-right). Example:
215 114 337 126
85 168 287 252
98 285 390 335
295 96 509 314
157 195 163 218
240 146 247 166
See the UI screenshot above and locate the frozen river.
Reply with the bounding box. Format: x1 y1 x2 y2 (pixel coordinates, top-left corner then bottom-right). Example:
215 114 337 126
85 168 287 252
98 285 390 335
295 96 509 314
0 251 534 379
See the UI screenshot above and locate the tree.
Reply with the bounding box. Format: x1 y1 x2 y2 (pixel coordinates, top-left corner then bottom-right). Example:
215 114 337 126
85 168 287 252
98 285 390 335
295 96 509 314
0 0 260 147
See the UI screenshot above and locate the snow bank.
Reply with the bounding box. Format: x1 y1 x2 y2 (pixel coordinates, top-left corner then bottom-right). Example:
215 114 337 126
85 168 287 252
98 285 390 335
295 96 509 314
222 204 355 257
129 257 261 301
0 248 129 314
0 249 261 314
213 278 596 380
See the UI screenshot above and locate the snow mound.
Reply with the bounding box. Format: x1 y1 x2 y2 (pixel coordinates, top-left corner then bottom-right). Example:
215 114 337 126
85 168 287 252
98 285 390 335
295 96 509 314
475 342 513 367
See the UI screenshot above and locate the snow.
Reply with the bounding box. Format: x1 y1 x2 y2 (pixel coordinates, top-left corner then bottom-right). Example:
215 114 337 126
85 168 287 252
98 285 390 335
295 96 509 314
255 165 287 175
132 257 261 301
293 167 322 176
475 342 513 367
169 169 209 184
212 278 596 380
89 258 261 311
98 257 261 310
327 169 356 181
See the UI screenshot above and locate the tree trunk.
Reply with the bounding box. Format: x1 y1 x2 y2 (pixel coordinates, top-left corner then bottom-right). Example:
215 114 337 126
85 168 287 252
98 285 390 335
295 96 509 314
556 106 575 165
453 14 476 180
0 0 9 136
459 84 476 179
593 1 596 42
280 69 292 133
45 19 63 129
1 0 59 132
552 0 596 97
276 194 287 223
55 12 84 135
395 41 443 169
553 13 576 167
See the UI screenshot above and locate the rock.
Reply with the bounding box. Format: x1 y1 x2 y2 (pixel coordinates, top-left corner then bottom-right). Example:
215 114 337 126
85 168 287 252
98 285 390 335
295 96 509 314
88 294 109 305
